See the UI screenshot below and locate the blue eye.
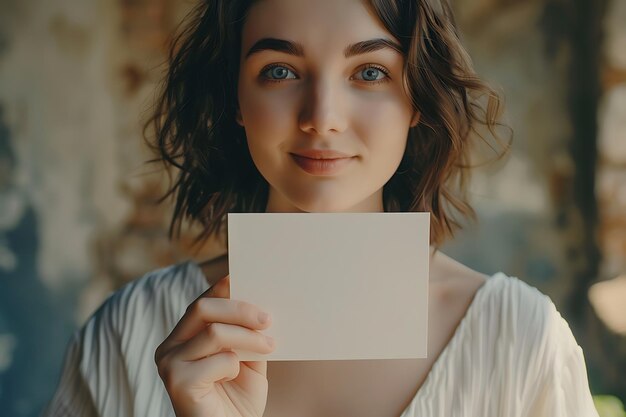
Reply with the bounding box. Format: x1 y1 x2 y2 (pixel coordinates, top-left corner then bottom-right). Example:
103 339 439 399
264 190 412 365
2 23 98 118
261 65 297 82
353 65 390 83
362 68 382 81
258 63 390 85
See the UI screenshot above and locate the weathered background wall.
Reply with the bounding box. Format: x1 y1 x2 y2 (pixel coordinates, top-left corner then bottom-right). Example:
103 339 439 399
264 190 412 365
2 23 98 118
0 0 624 416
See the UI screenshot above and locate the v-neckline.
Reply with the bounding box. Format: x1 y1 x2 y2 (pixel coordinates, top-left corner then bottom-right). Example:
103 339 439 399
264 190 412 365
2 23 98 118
399 272 504 415
183 260 503 416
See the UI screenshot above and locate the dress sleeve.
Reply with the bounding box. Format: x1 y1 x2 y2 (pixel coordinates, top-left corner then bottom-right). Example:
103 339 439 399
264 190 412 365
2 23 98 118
40 288 135 417
39 331 99 417
523 301 599 417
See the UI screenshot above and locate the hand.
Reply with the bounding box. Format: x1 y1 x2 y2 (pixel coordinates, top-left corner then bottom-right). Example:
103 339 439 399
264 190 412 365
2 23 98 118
155 275 275 417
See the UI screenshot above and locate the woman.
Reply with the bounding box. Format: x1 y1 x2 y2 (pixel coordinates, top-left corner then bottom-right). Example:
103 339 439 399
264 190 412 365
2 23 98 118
42 0 599 416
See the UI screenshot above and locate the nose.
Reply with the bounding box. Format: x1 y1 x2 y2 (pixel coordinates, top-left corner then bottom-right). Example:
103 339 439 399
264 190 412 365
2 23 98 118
298 77 348 135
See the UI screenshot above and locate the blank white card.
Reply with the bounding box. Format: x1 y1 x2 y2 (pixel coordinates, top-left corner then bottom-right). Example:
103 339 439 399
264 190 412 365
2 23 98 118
227 212 430 361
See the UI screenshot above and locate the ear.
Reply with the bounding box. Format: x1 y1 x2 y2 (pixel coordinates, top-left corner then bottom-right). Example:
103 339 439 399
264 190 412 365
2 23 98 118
410 111 421 128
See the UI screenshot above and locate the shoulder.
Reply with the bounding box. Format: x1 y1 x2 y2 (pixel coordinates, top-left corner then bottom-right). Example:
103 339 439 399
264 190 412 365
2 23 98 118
469 271 558 346
80 261 205 344
71 262 207 400
490 275 587 371
431 250 551 327
46 263 203 416
481 272 561 339
472 272 587 381
484 274 598 416
431 251 578 362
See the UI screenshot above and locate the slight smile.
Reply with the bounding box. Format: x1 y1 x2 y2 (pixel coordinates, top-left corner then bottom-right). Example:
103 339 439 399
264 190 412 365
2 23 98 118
289 150 357 176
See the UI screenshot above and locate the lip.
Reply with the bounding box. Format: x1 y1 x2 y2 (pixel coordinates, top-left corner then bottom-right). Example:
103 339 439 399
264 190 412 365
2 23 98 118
291 149 354 159
289 150 357 176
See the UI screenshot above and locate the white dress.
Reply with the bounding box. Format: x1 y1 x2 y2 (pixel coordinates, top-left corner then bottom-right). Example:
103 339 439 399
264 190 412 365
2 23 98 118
41 261 600 417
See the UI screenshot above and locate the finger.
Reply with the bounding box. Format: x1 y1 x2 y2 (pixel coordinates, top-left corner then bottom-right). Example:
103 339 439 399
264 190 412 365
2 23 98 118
164 297 272 348
189 274 229 303
166 351 241 393
209 274 230 299
231 361 269 394
175 322 274 361
242 360 267 377
193 274 228 300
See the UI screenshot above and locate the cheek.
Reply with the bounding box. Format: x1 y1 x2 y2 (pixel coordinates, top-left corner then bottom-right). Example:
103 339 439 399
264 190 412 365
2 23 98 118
239 83 296 131
239 86 296 161
353 95 411 158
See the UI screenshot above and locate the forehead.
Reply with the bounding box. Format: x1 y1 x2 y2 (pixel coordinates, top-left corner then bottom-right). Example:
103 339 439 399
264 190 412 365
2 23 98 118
241 0 394 57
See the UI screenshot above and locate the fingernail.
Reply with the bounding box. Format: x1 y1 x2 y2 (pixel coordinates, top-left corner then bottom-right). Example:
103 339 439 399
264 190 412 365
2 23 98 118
258 311 270 324
265 335 274 347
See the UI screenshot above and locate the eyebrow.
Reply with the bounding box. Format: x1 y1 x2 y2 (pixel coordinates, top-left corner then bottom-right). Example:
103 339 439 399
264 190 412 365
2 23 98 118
244 37 403 60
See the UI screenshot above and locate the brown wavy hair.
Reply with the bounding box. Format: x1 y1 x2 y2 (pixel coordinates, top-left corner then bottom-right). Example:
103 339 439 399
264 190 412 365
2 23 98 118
145 0 511 248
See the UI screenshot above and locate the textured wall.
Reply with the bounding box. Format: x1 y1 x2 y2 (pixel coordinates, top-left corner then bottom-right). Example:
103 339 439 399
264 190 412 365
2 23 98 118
598 0 626 287
0 1 122 414
0 0 220 415
446 0 579 304
0 0 623 416
588 0 626 399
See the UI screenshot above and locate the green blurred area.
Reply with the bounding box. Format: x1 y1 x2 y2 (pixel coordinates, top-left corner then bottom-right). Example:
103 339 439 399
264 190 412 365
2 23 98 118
595 396 626 417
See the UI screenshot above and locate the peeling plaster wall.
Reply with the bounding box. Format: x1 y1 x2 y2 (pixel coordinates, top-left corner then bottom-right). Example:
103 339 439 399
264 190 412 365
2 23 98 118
0 1 122 415
0 1 221 414
0 0 123 289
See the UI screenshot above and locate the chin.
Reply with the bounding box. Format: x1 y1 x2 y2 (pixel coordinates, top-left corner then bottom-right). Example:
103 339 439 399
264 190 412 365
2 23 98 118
289 194 364 213
267 180 379 213
296 203 349 213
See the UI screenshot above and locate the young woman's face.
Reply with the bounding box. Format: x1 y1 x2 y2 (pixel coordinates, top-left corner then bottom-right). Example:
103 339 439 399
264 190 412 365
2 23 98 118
237 0 419 213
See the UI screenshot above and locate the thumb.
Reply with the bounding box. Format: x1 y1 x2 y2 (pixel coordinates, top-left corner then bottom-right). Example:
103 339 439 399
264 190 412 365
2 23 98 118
210 274 230 299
